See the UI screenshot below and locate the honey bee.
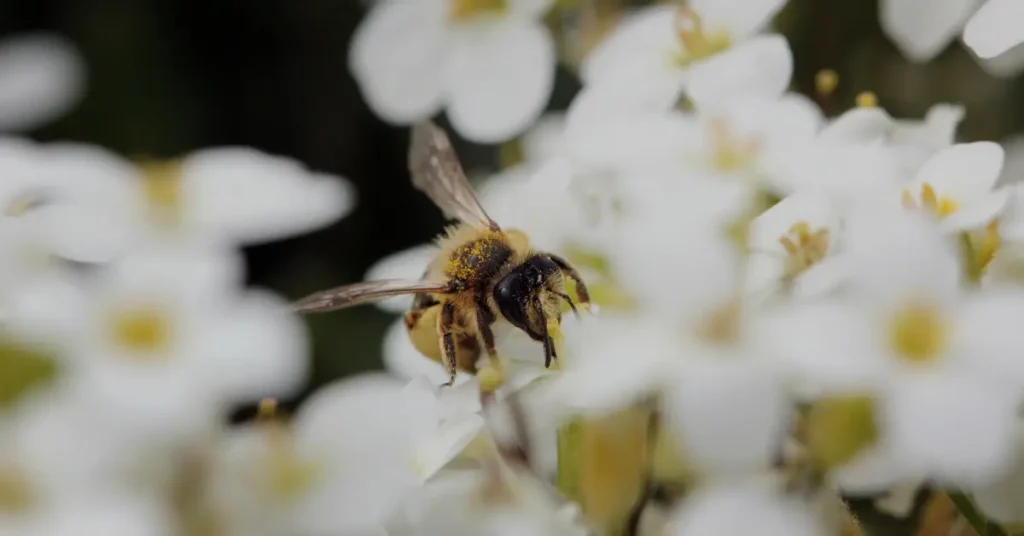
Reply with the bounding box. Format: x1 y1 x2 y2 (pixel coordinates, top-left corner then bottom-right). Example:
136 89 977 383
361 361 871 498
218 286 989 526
292 120 591 386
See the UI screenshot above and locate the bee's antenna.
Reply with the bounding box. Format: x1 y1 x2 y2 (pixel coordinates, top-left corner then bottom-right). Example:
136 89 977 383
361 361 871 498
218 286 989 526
553 291 581 319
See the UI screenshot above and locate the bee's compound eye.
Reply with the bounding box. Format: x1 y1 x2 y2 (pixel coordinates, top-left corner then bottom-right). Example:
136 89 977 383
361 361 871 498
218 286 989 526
493 272 530 333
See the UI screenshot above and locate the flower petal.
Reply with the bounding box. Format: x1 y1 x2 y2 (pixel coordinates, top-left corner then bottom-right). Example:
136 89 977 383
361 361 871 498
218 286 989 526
445 21 555 143
883 374 1019 486
880 0 977 62
692 0 788 39
182 148 356 245
939 188 1008 231
914 141 1005 200
964 0 1024 59
670 481 821 536
665 360 789 474
684 34 793 110
0 33 84 131
580 5 678 86
348 1 447 123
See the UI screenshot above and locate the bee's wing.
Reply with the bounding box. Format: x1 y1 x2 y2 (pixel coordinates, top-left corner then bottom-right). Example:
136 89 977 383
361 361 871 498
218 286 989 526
409 120 500 231
292 279 449 313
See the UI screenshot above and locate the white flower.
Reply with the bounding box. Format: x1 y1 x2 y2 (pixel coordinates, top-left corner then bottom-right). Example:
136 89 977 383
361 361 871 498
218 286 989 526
31 144 355 258
970 424 1024 525
669 479 824 536
0 34 84 132
747 192 845 301
882 0 1024 75
349 0 556 143
768 210 1024 485
61 243 307 442
963 0 1024 59
386 463 586 536
201 374 483 536
581 0 791 111
899 141 1008 232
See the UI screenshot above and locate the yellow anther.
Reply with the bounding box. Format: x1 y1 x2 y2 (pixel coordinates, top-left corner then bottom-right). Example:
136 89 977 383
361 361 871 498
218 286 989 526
855 91 878 108
257 398 279 421
449 0 507 20
888 302 947 365
138 160 184 226
779 221 830 278
815 69 839 96
906 183 959 218
673 6 732 66
977 220 1001 272
108 308 172 356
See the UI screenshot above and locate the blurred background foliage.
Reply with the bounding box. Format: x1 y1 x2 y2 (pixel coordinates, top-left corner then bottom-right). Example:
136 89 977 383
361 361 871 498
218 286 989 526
3 0 1024 407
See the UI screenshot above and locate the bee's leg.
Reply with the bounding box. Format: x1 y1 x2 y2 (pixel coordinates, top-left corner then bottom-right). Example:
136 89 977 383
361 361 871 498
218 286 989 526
474 292 500 366
534 297 557 368
545 253 592 307
438 301 457 388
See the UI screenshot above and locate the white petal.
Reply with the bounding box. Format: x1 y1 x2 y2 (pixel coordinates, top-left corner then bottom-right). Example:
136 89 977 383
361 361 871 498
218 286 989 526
206 290 310 403
364 243 441 313
939 189 1008 231
414 413 486 479
691 0 788 38
446 21 555 143
36 493 176 536
880 0 977 62
964 0 1024 59
760 302 888 392
955 288 1024 387
684 34 793 109
580 5 678 86
182 148 356 245
976 41 1024 77
671 482 823 536
972 428 1024 524
818 108 894 143
0 33 84 131
348 1 447 123
665 360 789 474
833 443 906 495
883 374 1019 486
914 141 1005 200
521 112 566 164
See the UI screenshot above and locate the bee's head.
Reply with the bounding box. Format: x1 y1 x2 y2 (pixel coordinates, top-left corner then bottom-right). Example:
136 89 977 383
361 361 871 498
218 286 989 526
492 255 561 340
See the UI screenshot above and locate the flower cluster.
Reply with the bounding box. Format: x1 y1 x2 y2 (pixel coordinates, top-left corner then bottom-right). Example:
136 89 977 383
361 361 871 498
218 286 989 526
8 0 1024 535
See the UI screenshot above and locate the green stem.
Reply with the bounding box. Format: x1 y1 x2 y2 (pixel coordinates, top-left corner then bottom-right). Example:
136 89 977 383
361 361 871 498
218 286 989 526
949 490 1003 536
960 232 983 285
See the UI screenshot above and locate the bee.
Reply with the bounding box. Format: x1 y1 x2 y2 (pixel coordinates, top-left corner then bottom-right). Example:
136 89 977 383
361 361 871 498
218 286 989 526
292 121 591 386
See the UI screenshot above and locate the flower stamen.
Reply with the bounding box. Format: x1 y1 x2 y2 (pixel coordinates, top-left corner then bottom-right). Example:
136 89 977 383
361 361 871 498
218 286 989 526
139 160 184 227
902 183 959 218
888 302 947 365
673 7 732 66
108 307 172 357
449 0 508 21
709 120 760 173
779 221 830 279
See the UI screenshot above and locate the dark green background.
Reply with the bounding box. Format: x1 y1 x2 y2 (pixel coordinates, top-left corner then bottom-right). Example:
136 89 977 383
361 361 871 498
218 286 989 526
4 0 1023 408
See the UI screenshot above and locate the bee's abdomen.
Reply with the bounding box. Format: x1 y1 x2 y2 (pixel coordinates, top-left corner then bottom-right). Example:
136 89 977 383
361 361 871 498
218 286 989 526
444 236 512 286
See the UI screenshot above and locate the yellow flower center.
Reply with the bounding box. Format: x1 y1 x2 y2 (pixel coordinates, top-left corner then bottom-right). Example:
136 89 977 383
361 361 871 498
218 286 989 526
258 411 321 502
708 120 760 173
0 465 33 514
138 160 184 227
696 300 742 345
779 221 830 279
449 0 508 21
673 7 732 67
108 307 172 356
887 302 947 365
902 183 959 218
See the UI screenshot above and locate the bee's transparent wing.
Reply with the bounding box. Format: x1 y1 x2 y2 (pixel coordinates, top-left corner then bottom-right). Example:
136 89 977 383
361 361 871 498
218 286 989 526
292 279 448 313
409 120 500 231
